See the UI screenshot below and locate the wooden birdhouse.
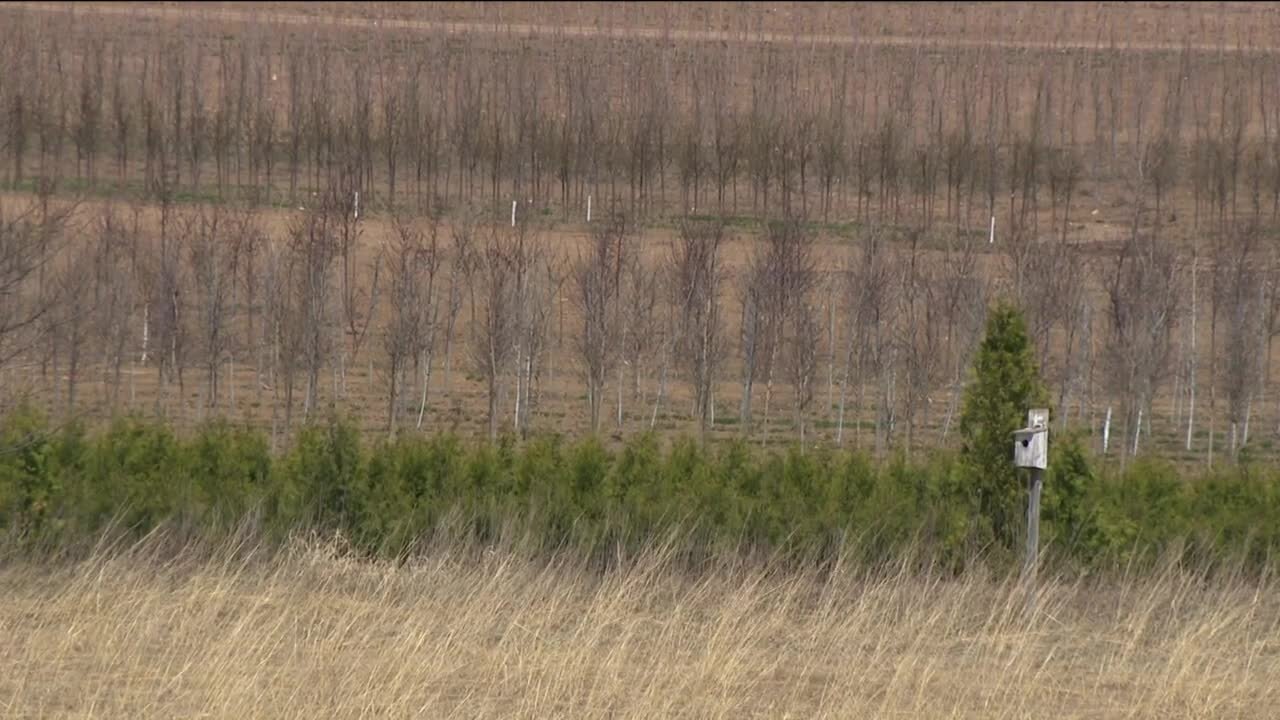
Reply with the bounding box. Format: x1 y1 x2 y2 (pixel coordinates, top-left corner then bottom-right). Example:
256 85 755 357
1012 408 1049 470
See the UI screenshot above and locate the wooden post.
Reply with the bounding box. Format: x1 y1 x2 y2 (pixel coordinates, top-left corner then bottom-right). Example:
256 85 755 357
1014 408 1048 612
1024 466 1043 582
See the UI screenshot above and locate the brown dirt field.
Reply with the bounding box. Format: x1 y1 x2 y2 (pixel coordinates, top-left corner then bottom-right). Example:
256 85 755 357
22 2 1280 52
0 1 1275 468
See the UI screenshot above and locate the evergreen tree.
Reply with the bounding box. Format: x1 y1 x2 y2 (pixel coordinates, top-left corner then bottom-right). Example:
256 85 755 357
958 300 1048 552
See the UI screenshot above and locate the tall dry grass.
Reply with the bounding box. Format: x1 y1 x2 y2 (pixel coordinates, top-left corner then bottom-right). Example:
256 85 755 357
1 533 1277 718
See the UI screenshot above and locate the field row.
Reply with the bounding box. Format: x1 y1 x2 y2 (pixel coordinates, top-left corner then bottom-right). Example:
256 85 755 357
1 1 1279 233
0 186 1275 469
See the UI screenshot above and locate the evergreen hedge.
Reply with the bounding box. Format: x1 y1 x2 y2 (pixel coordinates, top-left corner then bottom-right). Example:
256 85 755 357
2 403 1278 576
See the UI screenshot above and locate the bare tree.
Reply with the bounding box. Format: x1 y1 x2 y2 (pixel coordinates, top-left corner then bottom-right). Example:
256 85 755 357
0 196 73 369
260 227 303 443
40 35 70 185
332 170 381 397
739 256 765 435
1142 135 1180 231
747 58 780 214
1048 146 1083 242
452 53 483 201
668 217 726 436
210 39 241 196
89 205 138 413
186 46 207 193
49 244 92 416
73 38 104 186
186 206 241 414
381 213 443 436
677 86 705 214
897 231 942 454
936 231 987 441
439 216 475 417
875 112 905 224
514 248 563 437
285 41 306 203
5 33 31 187
843 228 901 453
709 53 742 212
740 216 818 443
469 221 540 440
1011 236 1088 388
788 298 822 447
1218 224 1267 457
1049 247 1092 431
140 49 161 193
141 192 188 419
108 43 132 188
162 40 184 192
307 47 334 199
285 195 340 421
250 44 277 204
817 64 848 223
1102 227 1183 462
237 208 264 404
944 75 975 226
573 211 633 433
620 249 660 431
378 50 402 210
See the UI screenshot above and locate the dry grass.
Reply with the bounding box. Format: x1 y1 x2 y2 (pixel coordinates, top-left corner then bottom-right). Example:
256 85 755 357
2 535 1277 718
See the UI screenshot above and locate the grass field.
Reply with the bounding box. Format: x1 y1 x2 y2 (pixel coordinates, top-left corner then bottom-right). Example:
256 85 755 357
1 533 1277 718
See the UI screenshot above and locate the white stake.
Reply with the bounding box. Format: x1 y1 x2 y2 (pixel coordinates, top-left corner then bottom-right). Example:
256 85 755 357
1102 405 1112 454
989 215 995 244
1186 257 1197 451
354 190 359 220
511 200 517 227
140 305 149 364
1243 398 1252 447
1132 408 1143 456
587 195 592 223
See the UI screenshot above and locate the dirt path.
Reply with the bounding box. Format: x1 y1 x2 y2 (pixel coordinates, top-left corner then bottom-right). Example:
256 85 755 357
6 1 1280 55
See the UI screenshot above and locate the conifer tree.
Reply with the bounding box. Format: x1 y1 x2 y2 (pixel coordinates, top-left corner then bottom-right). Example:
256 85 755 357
958 300 1048 551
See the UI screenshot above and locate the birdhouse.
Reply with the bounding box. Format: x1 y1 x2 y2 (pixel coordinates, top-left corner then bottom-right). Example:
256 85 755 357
1012 408 1049 470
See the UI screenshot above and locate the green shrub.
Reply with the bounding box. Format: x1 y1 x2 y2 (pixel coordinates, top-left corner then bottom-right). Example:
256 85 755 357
356 433 466 555
183 419 273 535
1042 430 1096 560
273 413 364 535
1088 456 1188 567
0 403 60 541
1 406 1278 577
1186 464 1280 572
77 415 184 536
603 431 666 550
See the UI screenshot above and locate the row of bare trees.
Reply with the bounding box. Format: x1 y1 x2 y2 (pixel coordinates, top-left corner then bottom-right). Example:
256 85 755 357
6 11 1280 233
6 187 1280 465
